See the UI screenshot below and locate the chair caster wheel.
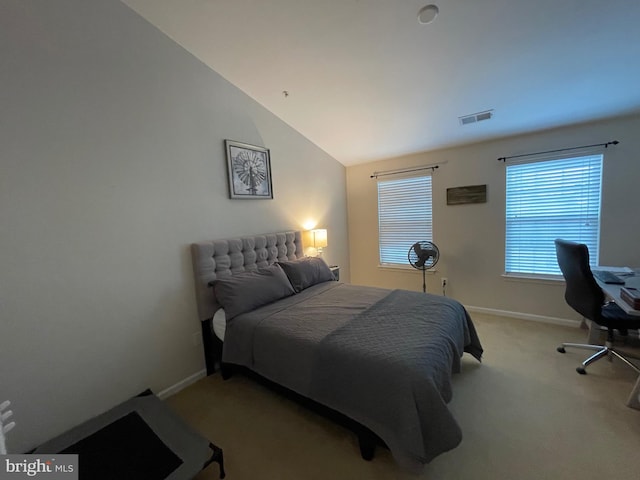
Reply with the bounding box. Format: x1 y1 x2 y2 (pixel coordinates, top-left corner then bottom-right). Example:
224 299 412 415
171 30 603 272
557 347 566 353
576 367 587 375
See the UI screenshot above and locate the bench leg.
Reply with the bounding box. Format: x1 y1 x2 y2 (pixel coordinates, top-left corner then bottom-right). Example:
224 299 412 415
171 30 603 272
204 442 226 479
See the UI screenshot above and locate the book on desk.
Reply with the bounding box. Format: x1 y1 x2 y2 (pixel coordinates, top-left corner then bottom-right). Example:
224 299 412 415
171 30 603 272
620 287 640 309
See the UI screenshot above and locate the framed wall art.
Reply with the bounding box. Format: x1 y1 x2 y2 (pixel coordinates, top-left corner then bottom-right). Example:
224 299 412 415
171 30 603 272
446 184 487 205
225 140 273 199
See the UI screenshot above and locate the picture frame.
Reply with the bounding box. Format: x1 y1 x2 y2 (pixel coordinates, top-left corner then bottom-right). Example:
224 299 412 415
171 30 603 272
224 140 273 199
446 184 487 205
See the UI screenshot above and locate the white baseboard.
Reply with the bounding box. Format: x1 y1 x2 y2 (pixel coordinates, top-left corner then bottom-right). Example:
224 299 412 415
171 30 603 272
157 369 207 400
465 305 581 328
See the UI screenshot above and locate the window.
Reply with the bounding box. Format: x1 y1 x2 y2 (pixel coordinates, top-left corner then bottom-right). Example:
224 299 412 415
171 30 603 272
505 154 603 276
378 175 433 266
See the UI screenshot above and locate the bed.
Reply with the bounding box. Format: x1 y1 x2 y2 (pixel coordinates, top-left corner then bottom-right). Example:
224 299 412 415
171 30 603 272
191 230 483 471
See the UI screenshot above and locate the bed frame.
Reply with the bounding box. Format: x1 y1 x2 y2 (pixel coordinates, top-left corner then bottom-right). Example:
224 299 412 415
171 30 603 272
190 230 382 460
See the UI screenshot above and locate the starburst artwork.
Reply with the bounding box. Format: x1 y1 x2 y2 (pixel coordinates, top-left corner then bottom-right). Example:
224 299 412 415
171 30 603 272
225 140 273 199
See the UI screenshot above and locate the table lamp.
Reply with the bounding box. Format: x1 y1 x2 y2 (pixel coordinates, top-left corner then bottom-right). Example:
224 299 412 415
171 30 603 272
306 228 328 257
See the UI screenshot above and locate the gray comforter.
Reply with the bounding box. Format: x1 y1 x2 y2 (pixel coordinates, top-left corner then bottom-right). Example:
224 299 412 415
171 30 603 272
222 282 483 470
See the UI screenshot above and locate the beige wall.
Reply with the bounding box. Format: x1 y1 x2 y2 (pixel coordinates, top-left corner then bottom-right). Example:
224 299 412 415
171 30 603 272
0 0 347 453
347 114 640 321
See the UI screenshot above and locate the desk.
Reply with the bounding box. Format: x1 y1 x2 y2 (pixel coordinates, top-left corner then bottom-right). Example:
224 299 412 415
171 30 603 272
594 268 640 409
595 271 640 316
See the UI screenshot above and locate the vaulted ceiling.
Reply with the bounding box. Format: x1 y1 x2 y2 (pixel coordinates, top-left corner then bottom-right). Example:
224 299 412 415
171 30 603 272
122 0 640 166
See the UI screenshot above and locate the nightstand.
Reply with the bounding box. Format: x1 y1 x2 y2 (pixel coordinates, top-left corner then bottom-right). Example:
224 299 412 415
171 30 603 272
329 265 340 281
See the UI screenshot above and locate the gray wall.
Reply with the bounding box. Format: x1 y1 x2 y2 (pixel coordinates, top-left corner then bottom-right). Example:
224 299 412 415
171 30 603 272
0 0 348 453
347 114 640 322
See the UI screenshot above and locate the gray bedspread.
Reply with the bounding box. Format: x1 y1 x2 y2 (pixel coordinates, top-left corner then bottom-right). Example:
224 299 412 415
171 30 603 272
222 282 483 470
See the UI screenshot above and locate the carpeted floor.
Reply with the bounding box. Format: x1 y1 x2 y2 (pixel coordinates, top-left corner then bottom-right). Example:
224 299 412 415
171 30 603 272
166 313 640 479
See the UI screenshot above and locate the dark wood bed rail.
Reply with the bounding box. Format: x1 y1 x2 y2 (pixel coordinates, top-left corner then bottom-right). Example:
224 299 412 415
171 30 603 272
201 317 222 376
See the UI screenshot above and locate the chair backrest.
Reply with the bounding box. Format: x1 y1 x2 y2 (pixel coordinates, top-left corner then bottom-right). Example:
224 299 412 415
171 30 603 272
554 239 604 321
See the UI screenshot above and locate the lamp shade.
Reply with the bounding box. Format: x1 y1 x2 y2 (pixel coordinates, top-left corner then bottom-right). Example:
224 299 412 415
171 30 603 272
303 229 328 250
311 229 328 248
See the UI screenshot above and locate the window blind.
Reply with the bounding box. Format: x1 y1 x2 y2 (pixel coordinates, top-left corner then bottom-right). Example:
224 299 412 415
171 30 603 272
378 175 433 266
505 154 603 275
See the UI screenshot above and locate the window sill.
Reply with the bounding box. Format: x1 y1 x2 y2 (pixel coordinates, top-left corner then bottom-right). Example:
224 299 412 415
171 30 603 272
378 264 437 273
502 273 564 285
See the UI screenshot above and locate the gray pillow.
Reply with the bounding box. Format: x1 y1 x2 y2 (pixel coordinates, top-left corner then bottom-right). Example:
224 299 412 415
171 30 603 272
277 257 335 293
211 264 295 320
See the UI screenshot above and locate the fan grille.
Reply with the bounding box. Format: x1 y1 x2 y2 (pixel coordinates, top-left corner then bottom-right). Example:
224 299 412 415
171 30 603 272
408 241 439 270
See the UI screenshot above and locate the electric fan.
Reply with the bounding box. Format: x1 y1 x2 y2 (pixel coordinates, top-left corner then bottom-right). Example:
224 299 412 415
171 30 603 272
408 241 440 293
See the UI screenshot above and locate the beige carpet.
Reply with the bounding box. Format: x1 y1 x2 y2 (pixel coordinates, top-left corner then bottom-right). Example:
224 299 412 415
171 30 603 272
166 313 640 479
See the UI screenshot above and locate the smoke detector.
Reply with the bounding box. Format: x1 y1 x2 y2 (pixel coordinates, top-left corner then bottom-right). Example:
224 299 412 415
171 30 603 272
418 5 439 24
459 110 494 126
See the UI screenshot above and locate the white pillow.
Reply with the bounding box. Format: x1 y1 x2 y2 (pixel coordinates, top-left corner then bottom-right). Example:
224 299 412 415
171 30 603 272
212 308 226 341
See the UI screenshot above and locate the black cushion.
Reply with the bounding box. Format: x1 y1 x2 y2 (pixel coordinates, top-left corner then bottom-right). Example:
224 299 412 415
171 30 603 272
61 412 182 480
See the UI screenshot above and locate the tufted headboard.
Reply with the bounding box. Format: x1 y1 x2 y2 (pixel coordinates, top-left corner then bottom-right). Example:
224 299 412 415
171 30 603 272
191 231 304 322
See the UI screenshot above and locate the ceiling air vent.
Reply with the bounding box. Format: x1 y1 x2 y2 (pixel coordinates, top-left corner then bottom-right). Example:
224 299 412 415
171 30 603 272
459 110 494 126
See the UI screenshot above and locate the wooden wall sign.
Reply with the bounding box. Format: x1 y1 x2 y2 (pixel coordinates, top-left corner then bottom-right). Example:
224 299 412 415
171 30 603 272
446 185 487 205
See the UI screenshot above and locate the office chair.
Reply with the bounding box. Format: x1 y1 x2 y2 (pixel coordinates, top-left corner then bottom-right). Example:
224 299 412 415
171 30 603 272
554 239 640 375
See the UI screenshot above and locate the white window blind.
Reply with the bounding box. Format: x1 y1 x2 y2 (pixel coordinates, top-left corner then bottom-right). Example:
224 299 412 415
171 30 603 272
378 175 433 266
505 154 603 276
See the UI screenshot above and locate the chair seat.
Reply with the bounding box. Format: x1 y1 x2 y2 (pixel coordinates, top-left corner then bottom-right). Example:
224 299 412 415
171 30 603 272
600 302 640 332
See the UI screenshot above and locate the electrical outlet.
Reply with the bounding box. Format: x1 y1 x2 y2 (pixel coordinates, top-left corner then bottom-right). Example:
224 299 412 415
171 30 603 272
192 332 203 347
441 277 448 288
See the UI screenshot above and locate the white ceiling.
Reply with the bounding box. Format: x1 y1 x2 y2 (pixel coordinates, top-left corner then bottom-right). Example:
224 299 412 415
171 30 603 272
122 0 640 166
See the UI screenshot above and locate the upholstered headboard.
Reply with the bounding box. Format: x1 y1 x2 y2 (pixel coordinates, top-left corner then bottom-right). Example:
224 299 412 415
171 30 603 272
191 231 304 321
